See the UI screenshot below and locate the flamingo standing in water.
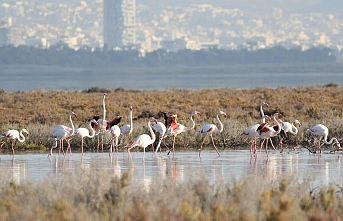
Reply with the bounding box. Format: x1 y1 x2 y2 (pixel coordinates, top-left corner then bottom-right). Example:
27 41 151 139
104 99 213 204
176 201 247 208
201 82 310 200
93 94 121 152
127 117 158 161
110 125 121 155
241 102 269 156
279 119 301 152
0 129 29 156
257 113 282 156
196 110 226 157
67 118 98 155
120 106 133 145
49 111 77 157
306 124 341 154
165 110 201 155
151 120 170 153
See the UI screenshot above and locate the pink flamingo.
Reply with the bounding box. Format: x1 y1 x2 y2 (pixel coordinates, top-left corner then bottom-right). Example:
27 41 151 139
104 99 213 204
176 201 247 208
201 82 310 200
196 110 226 157
165 110 201 155
0 129 29 156
241 102 269 156
257 113 282 156
67 118 98 155
127 117 158 161
120 106 133 144
307 124 341 154
49 111 77 157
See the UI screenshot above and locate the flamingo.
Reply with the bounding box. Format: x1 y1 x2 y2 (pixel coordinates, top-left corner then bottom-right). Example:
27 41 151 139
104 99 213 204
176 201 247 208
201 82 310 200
0 129 29 156
196 110 226 157
151 120 170 153
279 119 301 152
127 117 158 161
257 113 282 156
49 111 77 157
306 124 341 154
165 110 201 155
92 94 121 152
110 125 121 155
241 102 269 156
241 115 271 157
120 106 133 144
67 118 98 155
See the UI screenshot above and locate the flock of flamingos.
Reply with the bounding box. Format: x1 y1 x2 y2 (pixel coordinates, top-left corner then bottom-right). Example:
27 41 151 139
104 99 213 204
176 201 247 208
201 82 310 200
0 94 342 159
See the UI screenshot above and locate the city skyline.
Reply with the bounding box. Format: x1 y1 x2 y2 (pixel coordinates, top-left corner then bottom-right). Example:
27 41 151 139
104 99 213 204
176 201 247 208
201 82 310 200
103 0 136 49
0 0 342 53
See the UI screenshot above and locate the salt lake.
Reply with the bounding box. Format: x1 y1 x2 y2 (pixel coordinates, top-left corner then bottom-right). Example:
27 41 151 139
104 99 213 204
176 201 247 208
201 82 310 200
2 149 342 186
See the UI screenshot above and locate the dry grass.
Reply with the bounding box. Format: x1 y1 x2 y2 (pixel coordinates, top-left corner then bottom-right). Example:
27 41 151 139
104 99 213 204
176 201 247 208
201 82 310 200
0 168 342 221
1 85 343 153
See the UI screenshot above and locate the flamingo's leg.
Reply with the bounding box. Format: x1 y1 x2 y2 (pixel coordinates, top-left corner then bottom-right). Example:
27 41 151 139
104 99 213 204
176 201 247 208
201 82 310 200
210 135 220 156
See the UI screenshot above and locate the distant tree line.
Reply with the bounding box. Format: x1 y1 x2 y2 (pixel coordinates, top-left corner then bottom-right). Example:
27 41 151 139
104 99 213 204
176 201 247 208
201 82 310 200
0 44 335 68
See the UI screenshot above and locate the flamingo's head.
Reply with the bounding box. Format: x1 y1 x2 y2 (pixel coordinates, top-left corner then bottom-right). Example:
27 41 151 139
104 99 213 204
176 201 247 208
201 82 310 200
193 110 201 116
71 111 77 118
336 141 341 149
130 106 133 111
149 117 158 123
273 112 281 118
261 102 269 107
294 120 301 127
22 129 29 135
219 110 227 117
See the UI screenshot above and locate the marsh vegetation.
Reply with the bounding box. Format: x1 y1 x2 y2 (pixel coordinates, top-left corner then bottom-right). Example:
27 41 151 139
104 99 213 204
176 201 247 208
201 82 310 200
0 85 343 154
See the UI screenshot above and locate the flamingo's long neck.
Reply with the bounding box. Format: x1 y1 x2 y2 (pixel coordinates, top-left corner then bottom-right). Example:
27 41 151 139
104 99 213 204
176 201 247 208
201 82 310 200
102 94 106 121
217 114 224 133
129 108 133 133
69 114 75 135
148 120 156 144
17 130 26 143
260 104 266 123
323 134 338 145
87 120 96 138
185 113 196 131
272 115 281 135
289 122 299 135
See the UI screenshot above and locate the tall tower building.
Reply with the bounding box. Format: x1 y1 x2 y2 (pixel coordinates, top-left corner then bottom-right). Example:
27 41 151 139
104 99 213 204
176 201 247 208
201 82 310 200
103 0 136 50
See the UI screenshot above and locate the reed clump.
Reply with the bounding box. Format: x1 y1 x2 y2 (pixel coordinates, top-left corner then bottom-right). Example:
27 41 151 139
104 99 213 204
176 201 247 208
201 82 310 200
1 85 343 153
0 169 342 220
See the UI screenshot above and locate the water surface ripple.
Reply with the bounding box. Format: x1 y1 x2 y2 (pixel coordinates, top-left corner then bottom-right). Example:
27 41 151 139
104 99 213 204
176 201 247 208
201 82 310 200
1 149 342 186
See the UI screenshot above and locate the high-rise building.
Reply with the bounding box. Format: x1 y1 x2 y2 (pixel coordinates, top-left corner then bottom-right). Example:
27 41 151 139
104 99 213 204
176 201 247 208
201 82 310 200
103 0 136 50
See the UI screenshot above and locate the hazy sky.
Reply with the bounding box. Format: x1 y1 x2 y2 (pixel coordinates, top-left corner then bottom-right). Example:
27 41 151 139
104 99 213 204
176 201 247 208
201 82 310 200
137 0 343 16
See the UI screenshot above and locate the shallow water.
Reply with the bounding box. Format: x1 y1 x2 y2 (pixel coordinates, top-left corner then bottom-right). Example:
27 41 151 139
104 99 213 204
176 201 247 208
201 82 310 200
1 149 342 186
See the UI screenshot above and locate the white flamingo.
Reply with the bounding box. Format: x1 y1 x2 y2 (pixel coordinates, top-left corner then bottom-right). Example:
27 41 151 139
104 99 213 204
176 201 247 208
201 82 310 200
165 110 201 155
127 117 157 161
241 102 269 156
110 125 121 155
0 129 29 156
151 120 170 153
279 119 301 152
120 106 133 144
196 110 226 157
49 111 77 157
67 118 98 155
306 124 341 154
257 113 282 156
